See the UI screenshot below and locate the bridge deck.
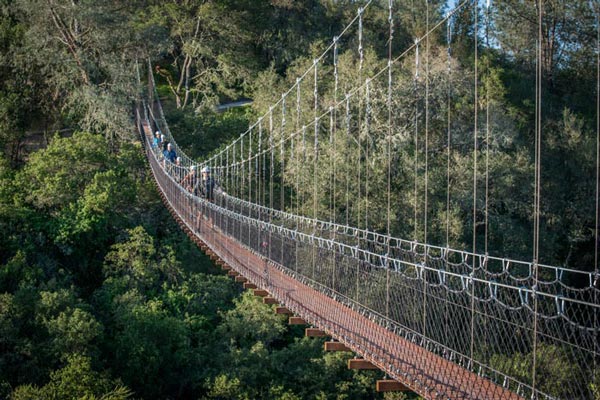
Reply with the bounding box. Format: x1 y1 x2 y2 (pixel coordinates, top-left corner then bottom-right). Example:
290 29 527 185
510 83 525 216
142 121 522 400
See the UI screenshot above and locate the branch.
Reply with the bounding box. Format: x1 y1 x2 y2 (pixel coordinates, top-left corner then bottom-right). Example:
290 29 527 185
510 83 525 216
47 1 89 85
155 66 182 108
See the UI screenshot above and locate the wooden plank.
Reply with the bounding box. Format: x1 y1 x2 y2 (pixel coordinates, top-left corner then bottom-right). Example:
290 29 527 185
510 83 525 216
324 341 352 352
263 297 278 305
376 380 410 392
221 264 232 271
275 307 292 315
288 317 307 325
348 359 378 370
253 289 269 297
305 328 328 337
234 276 247 283
243 282 257 290
227 270 238 277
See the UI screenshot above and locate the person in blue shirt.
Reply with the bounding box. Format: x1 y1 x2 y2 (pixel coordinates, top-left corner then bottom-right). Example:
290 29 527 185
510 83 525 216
163 143 177 166
151 131 161 149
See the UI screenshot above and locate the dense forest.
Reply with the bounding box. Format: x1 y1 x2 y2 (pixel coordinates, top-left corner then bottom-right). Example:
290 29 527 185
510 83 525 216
0 0 598 399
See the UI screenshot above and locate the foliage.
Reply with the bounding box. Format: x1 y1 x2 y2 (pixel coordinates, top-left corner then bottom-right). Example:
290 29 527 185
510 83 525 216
10 353 131 400
0 0 597 399
489 343 585 399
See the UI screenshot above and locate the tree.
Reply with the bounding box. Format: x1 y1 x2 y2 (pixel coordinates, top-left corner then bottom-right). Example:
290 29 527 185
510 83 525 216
141 0 254 110
10 353 131 400
16 132 112 212
493 0 597 87
103 226 183 290
216 291 287 348
12 0 142 142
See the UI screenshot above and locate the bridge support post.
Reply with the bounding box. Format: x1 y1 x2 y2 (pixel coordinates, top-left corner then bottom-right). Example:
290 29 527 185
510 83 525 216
305 328 328 337
348 359 378 370
234 276 247 283
243 282 257 290
263 297 278 305
288 317 307 325
253 289 269 297
376 380 409 392
324 341 351 352
276 307 292 315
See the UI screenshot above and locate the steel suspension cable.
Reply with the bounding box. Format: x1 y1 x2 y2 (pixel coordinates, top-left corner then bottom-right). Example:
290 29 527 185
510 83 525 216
357 6 364 234
332 35 339 291
330 106 335 289
414 39 420 242
296 77 301 213
248 128 253 245
484 0 491 257
470 0 479 367
424 0 430 247
281 96 286 262
281 96 286 206
313 59 319 280
595 0 600 383
241 136 245 204
386 0 394 319
240 139 244 240
484 0 492 370
595 0 599 283
258 120 263 223
445 8 453 360
296 79 301 272
345 94 351 227
226 145 230 234
364 78 371 232
532 0 544 394
423 0 430 345
356 7 365 302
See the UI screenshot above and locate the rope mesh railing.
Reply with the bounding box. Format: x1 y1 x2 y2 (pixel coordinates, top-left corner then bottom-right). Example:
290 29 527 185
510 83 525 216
138 0 600 398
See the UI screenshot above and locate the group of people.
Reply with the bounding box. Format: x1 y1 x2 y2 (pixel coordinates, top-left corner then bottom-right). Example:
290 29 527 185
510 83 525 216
151 130 221 201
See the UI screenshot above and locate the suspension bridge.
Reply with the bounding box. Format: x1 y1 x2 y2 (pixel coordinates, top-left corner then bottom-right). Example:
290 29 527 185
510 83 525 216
135 1 600 398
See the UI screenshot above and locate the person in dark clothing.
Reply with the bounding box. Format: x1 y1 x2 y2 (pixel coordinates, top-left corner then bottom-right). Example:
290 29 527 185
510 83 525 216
197 166 222 230
181 165 199 194
199 166 222 201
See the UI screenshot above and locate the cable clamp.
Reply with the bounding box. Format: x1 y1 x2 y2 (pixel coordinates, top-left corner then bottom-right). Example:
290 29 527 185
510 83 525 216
518 286 528 306
438 269 446 285
555 296 565 315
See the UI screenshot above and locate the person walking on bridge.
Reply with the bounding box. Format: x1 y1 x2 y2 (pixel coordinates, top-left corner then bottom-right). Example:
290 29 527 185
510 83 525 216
151 131 161 150
181 165 199 195
199 166 222 201
196 166 223 230
163 143 177 167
